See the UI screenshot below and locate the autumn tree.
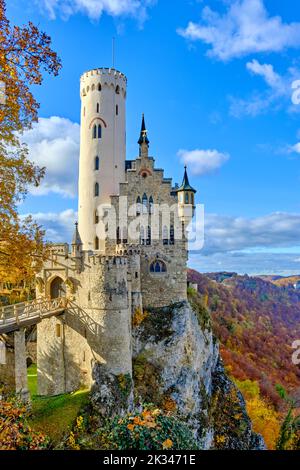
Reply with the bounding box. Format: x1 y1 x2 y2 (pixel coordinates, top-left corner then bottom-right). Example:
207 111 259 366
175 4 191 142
0 0 61 296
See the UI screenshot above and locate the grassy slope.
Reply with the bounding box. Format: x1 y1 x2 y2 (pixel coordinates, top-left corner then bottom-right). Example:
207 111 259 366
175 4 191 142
27 364 89 446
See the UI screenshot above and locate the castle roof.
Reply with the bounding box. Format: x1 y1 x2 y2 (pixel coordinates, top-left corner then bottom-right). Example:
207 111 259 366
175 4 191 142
138 114 150 146
72 222 82 245
176 167 197 193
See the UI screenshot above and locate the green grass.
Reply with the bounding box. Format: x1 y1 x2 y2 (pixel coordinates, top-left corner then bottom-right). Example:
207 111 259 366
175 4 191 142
27 364 89 447
27 363 37 396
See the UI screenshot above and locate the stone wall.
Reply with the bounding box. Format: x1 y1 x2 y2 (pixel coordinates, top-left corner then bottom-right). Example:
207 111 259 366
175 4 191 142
36 254 132 396
0 335 15 394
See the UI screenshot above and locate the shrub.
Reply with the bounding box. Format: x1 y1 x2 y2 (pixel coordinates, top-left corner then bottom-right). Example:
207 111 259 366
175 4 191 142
0 399 49 450
97 406 198 450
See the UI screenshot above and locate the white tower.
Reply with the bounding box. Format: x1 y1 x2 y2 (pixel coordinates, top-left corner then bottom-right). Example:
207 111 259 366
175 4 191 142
78 68 127 251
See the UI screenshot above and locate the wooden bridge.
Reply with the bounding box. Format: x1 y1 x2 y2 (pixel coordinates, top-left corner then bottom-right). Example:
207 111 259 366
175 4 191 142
0 297 67 334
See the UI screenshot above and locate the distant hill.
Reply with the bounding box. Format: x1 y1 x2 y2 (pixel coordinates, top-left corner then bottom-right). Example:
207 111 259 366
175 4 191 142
188 270 300 407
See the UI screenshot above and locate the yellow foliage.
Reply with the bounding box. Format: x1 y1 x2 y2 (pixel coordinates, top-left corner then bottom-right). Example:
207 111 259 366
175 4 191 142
132 308 148 327
162 439 173 449
235 379 280 449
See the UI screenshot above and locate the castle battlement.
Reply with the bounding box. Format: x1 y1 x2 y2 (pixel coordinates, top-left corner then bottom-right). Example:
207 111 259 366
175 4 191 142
89 255 128 268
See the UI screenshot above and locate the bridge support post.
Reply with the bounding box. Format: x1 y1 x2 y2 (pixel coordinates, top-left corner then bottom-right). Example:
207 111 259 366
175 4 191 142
14 328 30 403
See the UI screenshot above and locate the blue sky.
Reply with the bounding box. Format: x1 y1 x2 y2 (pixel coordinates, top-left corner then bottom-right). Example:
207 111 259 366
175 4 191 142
7 0 300 275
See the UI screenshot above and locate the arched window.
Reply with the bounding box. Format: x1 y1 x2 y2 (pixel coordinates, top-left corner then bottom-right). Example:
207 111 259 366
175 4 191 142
185 193 189 204
191 193 194 205
95 156 99 171
170 225 175 245
136 196 141 216
163 225 169 245
116 85 120 94
116 105 119 116
93 125 97 139
95 210 99 224
140 226 145 245
149 196 154 214
98 83 101 91
98 124 102 139
92 84 95 91
150 260 167 274
147 226 151 246
96 103 99 113
95 183 99 197
95 237 99 250
83 107 86 117
142 193 148 214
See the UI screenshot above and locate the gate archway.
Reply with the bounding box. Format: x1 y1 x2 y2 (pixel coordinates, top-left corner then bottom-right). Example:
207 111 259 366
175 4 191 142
50 277 66 299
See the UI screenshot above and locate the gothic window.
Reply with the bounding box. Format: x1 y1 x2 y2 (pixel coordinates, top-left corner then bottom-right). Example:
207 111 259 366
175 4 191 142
142 193 148 214
136 196 141 216
185 193 189 204
116 85 120 94
116 105 119 115
95 156 99 171
93 124 97 139
95 237 99 250
140 226 145 245
147 226 151 246
94 210 99 224
149 196 154 214
98 124 102 139
97 103 99 113
98 83 101 91
163 225 169 245
95 183 99 197
170 225 175 245
150 260 167 274
191 193 194 205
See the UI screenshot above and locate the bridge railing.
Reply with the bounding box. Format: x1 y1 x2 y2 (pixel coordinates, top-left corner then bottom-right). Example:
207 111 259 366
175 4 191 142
0 297 68 331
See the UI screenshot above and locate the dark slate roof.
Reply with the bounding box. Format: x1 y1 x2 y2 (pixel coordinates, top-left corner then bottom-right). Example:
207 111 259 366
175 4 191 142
176 167 197 193
138 114 150 146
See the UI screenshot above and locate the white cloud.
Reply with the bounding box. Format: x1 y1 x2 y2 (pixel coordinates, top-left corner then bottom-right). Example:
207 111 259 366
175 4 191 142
37 0 155 22
22 209 78 243
229 61 299 117
178 0 300 61
192 212 300 255
178 148 229 176
246 59 284 91
290 142 300 154
20 116 80 198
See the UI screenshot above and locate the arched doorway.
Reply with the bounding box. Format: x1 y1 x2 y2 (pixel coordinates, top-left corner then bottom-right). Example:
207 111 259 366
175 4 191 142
50 277 66 299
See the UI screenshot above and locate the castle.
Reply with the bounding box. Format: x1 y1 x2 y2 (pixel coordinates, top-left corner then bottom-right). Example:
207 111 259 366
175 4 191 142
35 68 197 396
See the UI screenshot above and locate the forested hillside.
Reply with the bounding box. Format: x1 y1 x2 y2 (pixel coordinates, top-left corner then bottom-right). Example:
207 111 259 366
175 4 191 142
188 270 300 407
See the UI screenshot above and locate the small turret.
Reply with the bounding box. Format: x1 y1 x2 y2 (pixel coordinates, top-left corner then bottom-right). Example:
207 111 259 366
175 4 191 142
71 222 83 258
177 166 197 230
138 114 149 157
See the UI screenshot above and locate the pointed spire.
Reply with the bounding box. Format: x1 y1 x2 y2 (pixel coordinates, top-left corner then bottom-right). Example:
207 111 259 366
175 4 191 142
177 166 197 193
72 222 82 246
138 113 149 146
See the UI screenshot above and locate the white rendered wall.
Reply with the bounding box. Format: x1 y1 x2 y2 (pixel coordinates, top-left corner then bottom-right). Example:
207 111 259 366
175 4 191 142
78 68 127 251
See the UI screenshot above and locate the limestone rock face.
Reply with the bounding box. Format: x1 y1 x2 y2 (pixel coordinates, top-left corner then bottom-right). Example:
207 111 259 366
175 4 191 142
91 364 133 419
132 301 265 450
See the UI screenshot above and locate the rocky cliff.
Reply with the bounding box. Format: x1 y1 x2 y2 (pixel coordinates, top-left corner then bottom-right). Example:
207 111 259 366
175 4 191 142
91 292 265 450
